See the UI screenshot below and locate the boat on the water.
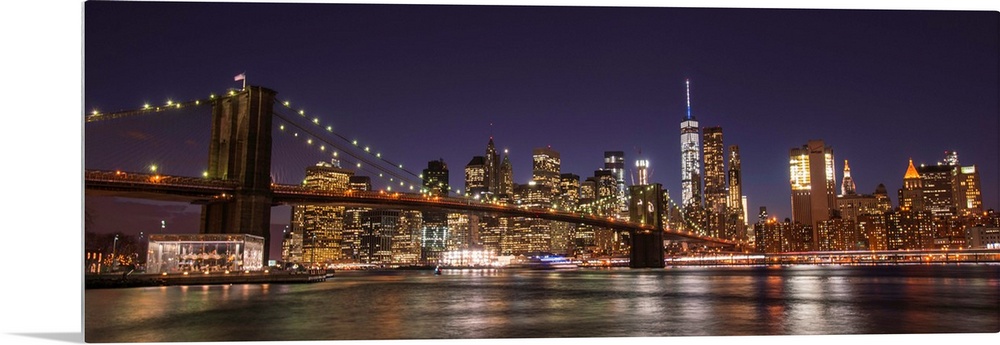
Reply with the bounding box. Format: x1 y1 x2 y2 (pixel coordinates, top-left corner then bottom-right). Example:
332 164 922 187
507 253 578 270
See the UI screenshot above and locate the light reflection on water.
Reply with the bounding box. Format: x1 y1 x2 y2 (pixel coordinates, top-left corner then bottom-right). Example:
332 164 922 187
85 265 1000 342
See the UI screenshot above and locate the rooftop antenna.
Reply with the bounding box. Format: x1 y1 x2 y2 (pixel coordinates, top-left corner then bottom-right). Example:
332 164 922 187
685 78 692 120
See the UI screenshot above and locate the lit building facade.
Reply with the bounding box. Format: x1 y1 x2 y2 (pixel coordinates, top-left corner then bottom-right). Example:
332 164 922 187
725 144 746 242
349 175 371 192
420 160 450 263
485 137 499 196
292 161 353 266
858 213 888 250
965 227 1000 249
499 150 514 199
359 209 398 265
391 210 423 265
342 177 371 262
954 165 983 217
727 145 743 214
532 146 561 198
422 159 449 196
817 218 860 251
465 156 487 197
841 160 857 196
579 178 597 205
874 183 893 212
420 211 448 263
280 227 302 264
898 159 924 212
886 210 935 250
478 216 505 255
789 140 836 250
558 173 581 211
753 218 806 253
917 164 955 217
680 79 702 207
604 151 626 213
702 126 726 214
446 213 474 250
837 194 881 225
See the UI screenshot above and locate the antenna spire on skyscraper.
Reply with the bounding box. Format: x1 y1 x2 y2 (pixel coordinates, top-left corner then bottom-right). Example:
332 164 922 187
685 78 692 120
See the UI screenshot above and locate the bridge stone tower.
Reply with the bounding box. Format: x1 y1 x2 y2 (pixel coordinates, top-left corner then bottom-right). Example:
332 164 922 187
629 183 665 268
200 86 277 260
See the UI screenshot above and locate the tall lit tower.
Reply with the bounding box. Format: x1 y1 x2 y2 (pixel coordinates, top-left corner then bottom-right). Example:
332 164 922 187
702 126 726 213
485 137 499 196
532 146 561 198
604 151 626 212
841 160 857 196
899 158 923 212
789 140 836 250
499 149 513 198
727 145 742 210
680 78 702 207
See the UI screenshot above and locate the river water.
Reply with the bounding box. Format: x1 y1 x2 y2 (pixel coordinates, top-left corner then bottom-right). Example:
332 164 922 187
84 265 1000 342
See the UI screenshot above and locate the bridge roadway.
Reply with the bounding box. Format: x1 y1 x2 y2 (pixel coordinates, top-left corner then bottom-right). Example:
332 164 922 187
85 170 736 245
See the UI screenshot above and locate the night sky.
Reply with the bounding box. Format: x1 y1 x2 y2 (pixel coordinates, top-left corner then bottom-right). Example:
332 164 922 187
82 2 998 258
0 1 997 343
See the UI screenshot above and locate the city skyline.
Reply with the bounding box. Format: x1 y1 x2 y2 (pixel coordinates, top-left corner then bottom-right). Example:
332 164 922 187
4 1 1000 344
83 3 998 254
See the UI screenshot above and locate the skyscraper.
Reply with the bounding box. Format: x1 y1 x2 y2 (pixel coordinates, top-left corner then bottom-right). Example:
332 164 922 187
726 144 745 242
789 140 836 250
954 165 983 217
485 137 500 196
874 183 892 212
558 173 581 211
917 163 955 217
292 161 354 266
421 160 450 262
465 156 487 197
841 160 857 196
343 176 371 261
727 145 742 211
604 151 626 212
680 79 702 207
422 159 449 197
532 146 561 198
349 176 371 192
899 159 923 212
702 127 726 213
499 149 513 198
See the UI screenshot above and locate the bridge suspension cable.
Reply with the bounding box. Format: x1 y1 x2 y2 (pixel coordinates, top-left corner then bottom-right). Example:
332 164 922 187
272 100 425 176
84 90 241 122
85 87 465 196
272 111 426 192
